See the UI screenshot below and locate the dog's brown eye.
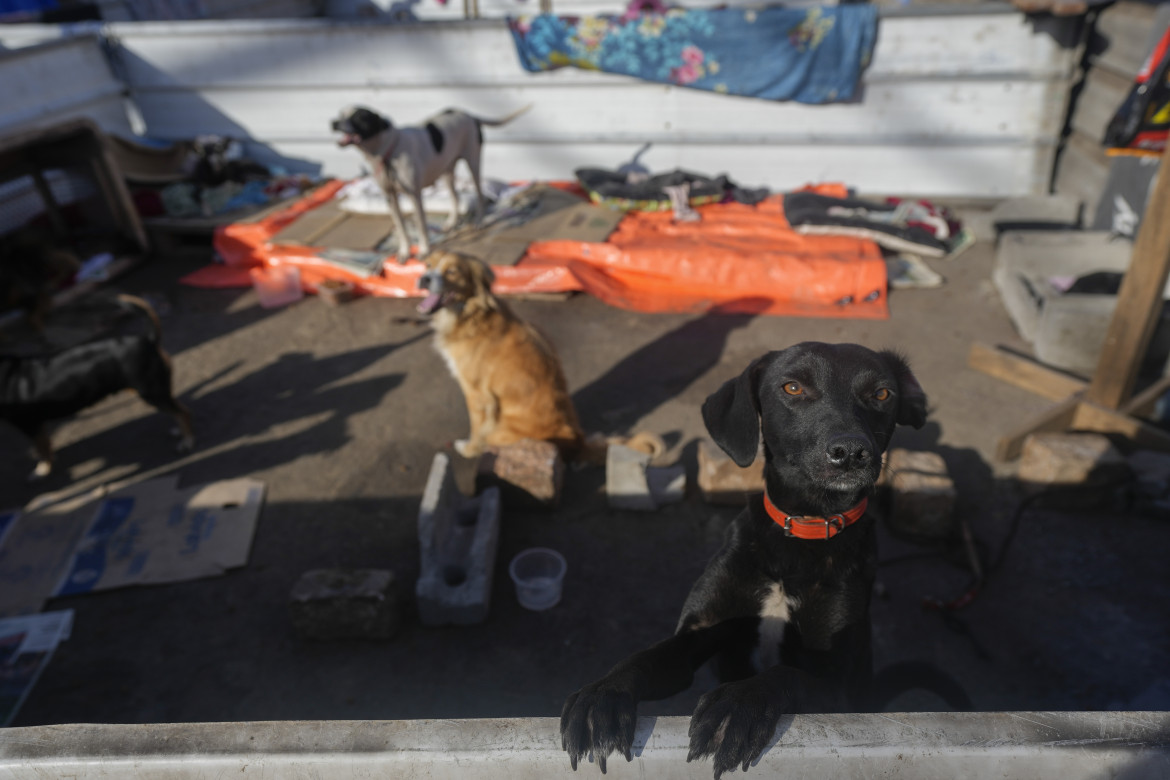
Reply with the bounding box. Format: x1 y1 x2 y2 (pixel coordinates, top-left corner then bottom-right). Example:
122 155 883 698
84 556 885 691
874 388 891 401
783 381 803 396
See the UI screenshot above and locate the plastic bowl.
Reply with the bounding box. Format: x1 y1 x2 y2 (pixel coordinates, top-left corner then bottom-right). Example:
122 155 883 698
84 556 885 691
250 265 303 309
508 548 567 611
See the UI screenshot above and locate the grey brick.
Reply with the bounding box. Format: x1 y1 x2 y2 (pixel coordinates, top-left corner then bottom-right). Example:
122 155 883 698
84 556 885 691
884 449 956 539
475 439 564 510
416 452 501 626
288 568 400 640
697 439 764 506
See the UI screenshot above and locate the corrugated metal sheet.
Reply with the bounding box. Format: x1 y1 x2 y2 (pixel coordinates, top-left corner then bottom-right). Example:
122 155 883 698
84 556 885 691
0 8 1080 198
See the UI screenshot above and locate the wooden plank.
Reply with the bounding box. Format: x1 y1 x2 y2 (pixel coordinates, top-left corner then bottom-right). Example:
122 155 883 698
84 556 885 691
1123 374 1170 418
314 214 396 251
1072 400 1170 452
29 168 67 240
52 255 140 308
1085 142 1170 410
271 199 348 246
996 394 1082 462
967 343 1086 401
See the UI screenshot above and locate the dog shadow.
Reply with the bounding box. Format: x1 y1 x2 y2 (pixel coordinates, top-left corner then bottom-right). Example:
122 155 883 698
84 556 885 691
871 419 999 664
2 341 415 504
572 300 767 435
881 419 996 543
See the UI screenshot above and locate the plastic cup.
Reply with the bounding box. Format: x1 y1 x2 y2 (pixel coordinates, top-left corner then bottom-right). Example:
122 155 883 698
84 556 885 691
508 548 567 611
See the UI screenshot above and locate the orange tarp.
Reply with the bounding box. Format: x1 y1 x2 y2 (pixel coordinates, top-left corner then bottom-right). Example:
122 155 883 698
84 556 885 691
193 180 887 319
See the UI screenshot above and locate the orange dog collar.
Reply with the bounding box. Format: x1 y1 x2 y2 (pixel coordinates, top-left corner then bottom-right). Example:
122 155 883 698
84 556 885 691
763 493 868 540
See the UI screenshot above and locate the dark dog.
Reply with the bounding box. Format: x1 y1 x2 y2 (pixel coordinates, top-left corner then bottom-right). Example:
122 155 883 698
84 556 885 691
0 294 193 479
331 104 529 263
0 227 80 331
561 342 940 778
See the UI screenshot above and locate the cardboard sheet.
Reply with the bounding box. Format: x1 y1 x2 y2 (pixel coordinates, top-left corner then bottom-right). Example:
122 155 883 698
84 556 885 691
0 500 94 618
440 186 625 267
0 478 265 616
55 478 265 596
0 609 73 725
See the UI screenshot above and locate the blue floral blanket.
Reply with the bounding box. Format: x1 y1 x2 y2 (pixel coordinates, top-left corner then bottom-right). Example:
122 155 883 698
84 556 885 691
508 5 877 104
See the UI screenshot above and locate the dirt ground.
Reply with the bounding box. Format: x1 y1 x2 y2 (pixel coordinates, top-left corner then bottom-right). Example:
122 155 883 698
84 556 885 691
3 214 1169 727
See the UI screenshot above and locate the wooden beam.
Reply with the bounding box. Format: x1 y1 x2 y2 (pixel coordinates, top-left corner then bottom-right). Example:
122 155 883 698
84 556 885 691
1123 374 1170 418
1085 141 1170 410
1071 400 1170 453
996 394 1082 462
30 168 69 241
967 342 1086 402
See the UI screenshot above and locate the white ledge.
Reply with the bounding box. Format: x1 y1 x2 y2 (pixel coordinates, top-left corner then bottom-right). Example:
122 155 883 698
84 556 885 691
1 713 1168 779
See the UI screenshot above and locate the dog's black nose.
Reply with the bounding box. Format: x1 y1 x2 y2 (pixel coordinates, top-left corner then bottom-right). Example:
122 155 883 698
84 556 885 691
330 119 342 131
418 271 435 290
825 435 871 469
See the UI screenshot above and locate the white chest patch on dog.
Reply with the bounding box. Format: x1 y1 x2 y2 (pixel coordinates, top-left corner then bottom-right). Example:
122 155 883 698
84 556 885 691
432 341 461 382
431 313 463 382
752 581 798 672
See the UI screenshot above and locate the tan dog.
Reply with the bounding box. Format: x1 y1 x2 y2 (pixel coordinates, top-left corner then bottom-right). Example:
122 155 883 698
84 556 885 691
417 251 585 459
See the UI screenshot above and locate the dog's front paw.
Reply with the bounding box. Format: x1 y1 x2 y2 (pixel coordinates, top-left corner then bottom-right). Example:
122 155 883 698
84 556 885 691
687 680 784 780
561 679 639 773
453 439 482 458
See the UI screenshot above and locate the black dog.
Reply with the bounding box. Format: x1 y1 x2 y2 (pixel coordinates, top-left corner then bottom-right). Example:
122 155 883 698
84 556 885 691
0 295 193 479
561 342 933 779
0 227 80 331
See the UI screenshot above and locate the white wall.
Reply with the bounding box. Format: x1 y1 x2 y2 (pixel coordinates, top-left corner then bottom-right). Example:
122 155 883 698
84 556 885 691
0 36 134 138
0 8 1080 198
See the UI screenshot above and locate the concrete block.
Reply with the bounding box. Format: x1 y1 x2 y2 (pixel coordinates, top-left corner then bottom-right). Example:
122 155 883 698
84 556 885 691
607 444 687 511
288 568 400 640
647 465 687 507
1018 432 1131 491
475 439 563 510
992 230 1170 375
417 452 501 627
1127 450 1170 510
990 195 1082 233
884 449 956 539
697 439 764 506
607 444 656 511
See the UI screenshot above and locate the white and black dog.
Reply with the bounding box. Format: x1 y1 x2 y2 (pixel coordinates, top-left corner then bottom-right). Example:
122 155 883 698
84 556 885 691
331 105 529 263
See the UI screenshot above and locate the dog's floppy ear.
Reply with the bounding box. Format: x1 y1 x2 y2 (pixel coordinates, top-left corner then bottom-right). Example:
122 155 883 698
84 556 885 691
467 256 496 292
702 356 764 467
881 350 928 429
